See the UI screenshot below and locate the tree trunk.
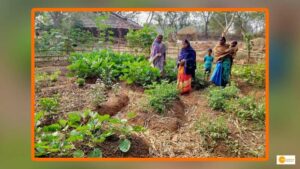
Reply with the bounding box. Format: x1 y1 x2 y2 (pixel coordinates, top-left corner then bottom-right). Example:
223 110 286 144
204 21 209 39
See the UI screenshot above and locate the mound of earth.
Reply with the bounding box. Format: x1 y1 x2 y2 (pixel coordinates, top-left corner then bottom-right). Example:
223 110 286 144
129 99 186 132
96 92 129 116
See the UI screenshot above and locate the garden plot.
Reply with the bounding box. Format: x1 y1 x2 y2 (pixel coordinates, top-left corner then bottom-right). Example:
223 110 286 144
34 51 266 158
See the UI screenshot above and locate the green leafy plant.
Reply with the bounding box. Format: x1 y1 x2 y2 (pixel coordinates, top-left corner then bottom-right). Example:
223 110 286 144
145 81 179 114
38 97 59 112
232 64 265 87
162 59 177 82
207 84 265 123
76 78 85 87
196 114 229 142
35 70 61 86
35 110 145 157
207 84 240 110
120 61 160 86
236 96 265 122
90 82 107 107
126 25 157 54
68 50 150 87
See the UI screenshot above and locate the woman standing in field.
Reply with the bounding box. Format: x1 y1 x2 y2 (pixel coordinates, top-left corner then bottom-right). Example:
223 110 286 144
149 35 166 75
210 36 235 87
177 39 196 94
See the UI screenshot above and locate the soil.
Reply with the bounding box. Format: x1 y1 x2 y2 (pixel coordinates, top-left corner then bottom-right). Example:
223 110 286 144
35 61 265 158
236 80 265 99
95 92 129 116
98 134 150 158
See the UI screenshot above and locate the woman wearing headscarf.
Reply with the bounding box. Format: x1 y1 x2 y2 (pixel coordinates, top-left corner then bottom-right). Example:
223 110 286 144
149 35 166 74
177 39 196 94
210 36 232 86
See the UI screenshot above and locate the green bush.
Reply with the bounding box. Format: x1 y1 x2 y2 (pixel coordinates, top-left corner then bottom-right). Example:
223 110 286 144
68 50 158 87
126 25 157 53
145 81 179 114
120 61 160 86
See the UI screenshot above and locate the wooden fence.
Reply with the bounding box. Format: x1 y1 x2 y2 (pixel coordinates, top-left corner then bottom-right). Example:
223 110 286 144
35 44 265 64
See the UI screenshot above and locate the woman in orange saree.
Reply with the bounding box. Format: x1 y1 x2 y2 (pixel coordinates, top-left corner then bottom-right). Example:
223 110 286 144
177 39 196 94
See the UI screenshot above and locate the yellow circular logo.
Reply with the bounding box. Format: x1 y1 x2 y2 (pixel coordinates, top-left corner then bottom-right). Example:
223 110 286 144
279 156 286 163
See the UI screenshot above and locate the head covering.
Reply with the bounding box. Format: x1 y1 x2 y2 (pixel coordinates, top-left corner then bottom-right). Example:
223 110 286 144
220 36 226 42
178 40 196 75
183 39 191 48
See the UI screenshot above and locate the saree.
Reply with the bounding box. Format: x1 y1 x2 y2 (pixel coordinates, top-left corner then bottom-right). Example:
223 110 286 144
177 65 192 93
211 44 232 86
177 46 196 93
149 40 165 73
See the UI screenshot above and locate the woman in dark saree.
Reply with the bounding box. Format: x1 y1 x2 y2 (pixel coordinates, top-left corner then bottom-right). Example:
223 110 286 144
177 39 196 94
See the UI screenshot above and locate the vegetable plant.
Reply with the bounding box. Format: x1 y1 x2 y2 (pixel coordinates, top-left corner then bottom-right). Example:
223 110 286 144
35 109 145 157
76 78 85 87
196 114 229 144
38 97 59 112
145 81 179 114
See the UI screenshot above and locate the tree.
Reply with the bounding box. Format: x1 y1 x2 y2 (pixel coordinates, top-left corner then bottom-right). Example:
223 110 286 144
210 12 237 36
193 12 213 39
126 25 157 54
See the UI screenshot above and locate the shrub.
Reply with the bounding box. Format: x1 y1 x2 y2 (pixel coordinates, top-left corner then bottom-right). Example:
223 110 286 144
145 81 179 114
90 81 107 107
126 25 157 54
68 50 158 87
120 61 160 86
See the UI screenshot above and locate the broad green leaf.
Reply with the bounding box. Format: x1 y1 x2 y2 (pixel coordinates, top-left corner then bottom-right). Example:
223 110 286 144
109 118 121 124
93 136 106 143
126 112 137 119
119 139 131 153
98 114 110 122
87 148 102 158
132 125 145 132
73 150 84 158
58 119 67 127
43 123 61 132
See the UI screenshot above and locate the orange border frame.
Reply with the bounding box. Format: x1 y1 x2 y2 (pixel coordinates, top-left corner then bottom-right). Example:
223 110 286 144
31 7 269 162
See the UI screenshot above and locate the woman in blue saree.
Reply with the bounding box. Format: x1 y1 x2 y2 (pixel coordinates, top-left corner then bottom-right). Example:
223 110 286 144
210 36 232 87
177 39 196 94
